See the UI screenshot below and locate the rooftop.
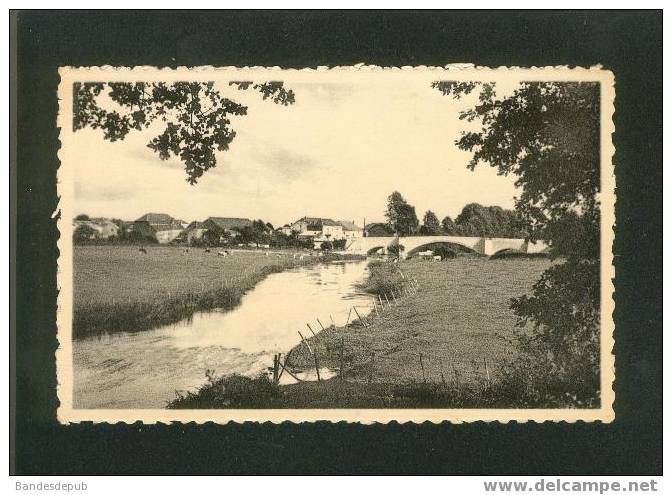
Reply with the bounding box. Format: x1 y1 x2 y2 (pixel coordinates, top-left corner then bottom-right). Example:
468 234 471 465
293 216 341 228
135 213 174 225
205 217 253 231
337 220 362 231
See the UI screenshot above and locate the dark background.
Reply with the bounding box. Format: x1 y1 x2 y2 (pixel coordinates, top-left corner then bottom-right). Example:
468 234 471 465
11 10 662 475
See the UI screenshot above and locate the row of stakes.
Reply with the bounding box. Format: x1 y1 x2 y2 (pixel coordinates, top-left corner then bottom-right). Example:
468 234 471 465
269 276 421 385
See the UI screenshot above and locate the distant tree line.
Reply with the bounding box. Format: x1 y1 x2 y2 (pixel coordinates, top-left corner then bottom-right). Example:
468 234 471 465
384 191 526 238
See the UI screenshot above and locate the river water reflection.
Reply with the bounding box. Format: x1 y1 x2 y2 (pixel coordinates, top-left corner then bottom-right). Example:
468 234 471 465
73 260 373 409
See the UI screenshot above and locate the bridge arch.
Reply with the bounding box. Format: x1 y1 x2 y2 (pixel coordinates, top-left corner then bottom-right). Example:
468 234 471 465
406 241 478 258
366 245 385 256
489 248 524 259
490 248 550 260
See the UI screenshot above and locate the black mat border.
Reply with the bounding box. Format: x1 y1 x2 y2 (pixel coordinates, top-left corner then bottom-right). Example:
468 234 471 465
11 10 663 475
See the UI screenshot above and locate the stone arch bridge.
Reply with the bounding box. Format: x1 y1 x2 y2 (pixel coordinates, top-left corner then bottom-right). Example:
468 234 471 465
346 235 549 257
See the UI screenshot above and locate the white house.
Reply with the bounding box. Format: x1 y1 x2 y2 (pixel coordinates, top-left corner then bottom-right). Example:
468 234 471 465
289 217 343 240
337 220 363 240
289 217 364 248
278 224 293 236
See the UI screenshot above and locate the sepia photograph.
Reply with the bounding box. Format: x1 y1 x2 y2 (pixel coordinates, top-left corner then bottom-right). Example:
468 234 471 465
12 8 663 480
55 66 615 423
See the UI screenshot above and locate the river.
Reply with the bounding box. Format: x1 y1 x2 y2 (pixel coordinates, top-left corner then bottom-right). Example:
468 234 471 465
73 260 373 409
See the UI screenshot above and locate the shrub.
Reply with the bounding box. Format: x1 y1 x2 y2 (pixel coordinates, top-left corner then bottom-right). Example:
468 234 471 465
332 238 347 250
361 260 406 296
168 373 282 409
386 244 405 256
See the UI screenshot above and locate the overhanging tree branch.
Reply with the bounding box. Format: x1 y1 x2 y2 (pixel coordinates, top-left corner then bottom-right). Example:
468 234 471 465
73 80 296 184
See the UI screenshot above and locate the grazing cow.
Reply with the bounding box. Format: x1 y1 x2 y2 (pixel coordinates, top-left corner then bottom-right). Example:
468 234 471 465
138 247 147 254
217 250 228 257
204 248 211 253
183 248 190 254
433 255 442 261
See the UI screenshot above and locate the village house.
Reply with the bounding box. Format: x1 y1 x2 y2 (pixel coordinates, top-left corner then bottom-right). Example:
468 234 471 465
133 213 184 244
277 224 293 236
73 218 120 240
290 217 346 240
201 217 253 244
337 220 363 240
288 217 363 249
174 221 208 245
289 217 324 239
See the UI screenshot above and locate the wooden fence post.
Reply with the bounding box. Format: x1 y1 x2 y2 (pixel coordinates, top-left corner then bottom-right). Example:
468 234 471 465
353 306 367 327
298 330 321 381
272 354 280 385
278 348 293 381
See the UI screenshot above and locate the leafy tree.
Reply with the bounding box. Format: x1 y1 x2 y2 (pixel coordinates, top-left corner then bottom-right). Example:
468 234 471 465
73 224 97 243
233 219 273 246
75 213 90 221
332 238 347 250
386 243 405 257
73 81 295 184
232 226 257 245
455 203 494 236
385 191 419 235
453 203 525 238
441 215 460 235
419 210 442 235
434 80 601 404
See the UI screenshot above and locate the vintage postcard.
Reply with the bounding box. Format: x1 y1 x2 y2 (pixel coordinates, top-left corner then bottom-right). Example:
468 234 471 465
56 65 615 424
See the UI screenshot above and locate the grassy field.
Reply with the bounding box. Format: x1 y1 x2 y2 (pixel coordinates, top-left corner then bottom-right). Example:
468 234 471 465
287 257 552 384
170 256 555 408
73 245 354 338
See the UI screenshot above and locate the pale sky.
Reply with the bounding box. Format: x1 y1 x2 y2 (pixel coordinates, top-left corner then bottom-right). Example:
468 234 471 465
71 77 520 227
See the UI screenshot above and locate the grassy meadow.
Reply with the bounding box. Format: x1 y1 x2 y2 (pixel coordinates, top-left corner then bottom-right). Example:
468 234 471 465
286 257 552 386
73 245 337 338
170 256 555 408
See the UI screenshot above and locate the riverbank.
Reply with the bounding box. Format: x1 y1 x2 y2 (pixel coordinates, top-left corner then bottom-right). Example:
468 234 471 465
73 245 364 339
169 257 556 408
